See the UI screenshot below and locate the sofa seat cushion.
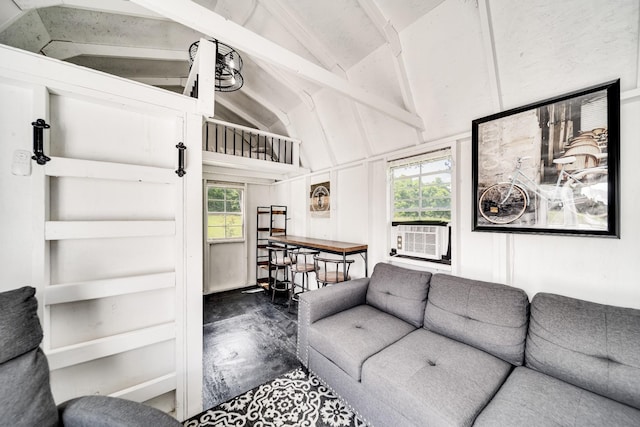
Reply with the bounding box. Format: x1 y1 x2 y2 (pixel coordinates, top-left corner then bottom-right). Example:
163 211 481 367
366 263 432 327
309 304 415 381
474 367 640 427
526 293 640 410
424 274 529 366
362 329 511 427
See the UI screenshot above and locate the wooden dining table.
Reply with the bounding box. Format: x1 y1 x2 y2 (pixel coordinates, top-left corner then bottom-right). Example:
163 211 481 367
267 235 369 277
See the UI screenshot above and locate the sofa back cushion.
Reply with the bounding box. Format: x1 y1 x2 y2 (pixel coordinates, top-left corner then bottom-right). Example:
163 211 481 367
0 286 59 426
424 274 529 365
526 293 640 410
366 263 432 327
0 286 43 364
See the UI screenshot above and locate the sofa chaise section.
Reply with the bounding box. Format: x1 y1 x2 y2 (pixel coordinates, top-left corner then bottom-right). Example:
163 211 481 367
362 273 530 427
474 293 640 426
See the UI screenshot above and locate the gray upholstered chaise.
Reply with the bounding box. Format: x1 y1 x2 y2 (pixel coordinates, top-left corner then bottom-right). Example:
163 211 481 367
298 262 640 427
474 293 640 426
0 286 181 427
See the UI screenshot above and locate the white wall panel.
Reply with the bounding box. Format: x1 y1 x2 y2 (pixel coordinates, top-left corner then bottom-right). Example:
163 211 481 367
50 177 175 221
0 82 33 291
336 165 368 278
401 0 494 139
355 105 420 155
348 44 404 108
49 94 177 167
314 90 368 163
491 0 639 107
50 236 174 284
50 340 175 403
287 178 308 237
335 165 367 243
368 159 390 267
49 287 175 348
288 105 333 171
207 242 247 293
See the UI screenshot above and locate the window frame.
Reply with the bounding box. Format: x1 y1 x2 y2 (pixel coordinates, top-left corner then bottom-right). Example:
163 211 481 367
205 183 246 244
388 148 453 225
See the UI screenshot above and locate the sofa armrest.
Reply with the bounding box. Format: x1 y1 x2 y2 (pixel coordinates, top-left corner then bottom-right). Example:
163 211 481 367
58 395 181 426
297 277 370 367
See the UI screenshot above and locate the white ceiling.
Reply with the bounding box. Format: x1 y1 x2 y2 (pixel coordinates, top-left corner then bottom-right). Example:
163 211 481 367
0 0 447 165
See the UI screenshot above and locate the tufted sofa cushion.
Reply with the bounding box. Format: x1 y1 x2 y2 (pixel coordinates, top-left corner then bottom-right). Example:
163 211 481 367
474 366 640 427
366 263 432 327
309 304 415 381
424 274 529 366
0 286 59 426
526 293 640 410
362 328 512 427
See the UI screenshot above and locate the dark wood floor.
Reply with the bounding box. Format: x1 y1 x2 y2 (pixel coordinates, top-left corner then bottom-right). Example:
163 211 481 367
202 287 300 409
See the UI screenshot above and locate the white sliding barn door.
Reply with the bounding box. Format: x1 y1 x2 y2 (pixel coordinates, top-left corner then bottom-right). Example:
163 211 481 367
0 46 202 421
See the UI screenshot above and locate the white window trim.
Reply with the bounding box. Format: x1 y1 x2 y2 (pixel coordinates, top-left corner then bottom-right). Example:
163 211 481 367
205 182 247 244
386 143 456 270
388 147 453 224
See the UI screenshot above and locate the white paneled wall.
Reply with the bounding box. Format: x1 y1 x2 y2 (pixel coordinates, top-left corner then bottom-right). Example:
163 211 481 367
0 45 203 421
274 0 640 309
0 82 33 289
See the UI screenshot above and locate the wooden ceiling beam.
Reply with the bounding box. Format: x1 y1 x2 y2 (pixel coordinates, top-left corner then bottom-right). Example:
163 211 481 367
41 41 189 61
130 0 424 130
11 0 167 20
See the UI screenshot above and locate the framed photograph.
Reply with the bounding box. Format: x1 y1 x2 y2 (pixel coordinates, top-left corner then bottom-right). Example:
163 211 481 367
472 80 620 237
310 181 330 218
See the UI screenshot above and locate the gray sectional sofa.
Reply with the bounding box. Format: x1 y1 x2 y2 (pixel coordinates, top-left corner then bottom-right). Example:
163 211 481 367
297 262 640 427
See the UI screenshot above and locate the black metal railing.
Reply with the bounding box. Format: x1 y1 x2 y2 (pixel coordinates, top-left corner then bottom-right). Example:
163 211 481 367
203 119 297 165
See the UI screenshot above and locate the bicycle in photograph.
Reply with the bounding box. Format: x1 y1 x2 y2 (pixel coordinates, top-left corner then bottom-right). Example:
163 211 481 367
478 156 608 226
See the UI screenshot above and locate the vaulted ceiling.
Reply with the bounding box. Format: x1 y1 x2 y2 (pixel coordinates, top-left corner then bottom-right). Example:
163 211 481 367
0 0 448 171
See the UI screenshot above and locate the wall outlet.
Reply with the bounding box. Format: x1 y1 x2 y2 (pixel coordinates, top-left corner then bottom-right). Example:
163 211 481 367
11 149 32 176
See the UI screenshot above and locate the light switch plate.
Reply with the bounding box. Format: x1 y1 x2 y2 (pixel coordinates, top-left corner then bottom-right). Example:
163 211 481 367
11 149 32 176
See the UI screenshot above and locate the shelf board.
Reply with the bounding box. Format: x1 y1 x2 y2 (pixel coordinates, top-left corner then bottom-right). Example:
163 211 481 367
271 228 286 233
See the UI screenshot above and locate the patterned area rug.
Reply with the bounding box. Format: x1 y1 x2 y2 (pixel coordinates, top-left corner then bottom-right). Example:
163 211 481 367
184 368 367 427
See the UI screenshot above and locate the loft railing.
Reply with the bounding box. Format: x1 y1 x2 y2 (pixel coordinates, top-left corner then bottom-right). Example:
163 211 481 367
204 118 300 166
184 39 301 168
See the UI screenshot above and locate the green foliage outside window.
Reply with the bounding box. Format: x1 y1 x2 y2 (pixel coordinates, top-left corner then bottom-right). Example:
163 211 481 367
391 155 452 223
207 187 244 240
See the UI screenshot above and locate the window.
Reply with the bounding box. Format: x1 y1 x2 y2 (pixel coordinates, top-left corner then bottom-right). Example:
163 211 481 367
389 148 452 223
207 185 244 241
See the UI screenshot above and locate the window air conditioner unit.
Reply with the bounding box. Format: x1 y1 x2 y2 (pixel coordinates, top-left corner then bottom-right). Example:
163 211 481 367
396 225 444 260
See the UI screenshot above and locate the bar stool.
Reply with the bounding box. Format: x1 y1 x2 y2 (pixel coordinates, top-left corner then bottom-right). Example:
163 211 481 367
314 255 354 287
288 248 320 308
267 245 291 302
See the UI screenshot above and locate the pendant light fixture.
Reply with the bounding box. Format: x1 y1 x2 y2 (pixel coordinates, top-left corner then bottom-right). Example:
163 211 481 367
189 38 244 92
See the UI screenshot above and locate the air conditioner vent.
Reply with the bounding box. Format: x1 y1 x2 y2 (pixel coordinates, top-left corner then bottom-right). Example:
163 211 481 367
396 225 442 259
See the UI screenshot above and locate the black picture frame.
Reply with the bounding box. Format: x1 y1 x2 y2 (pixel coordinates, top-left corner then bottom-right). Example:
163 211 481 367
472 80 620 237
